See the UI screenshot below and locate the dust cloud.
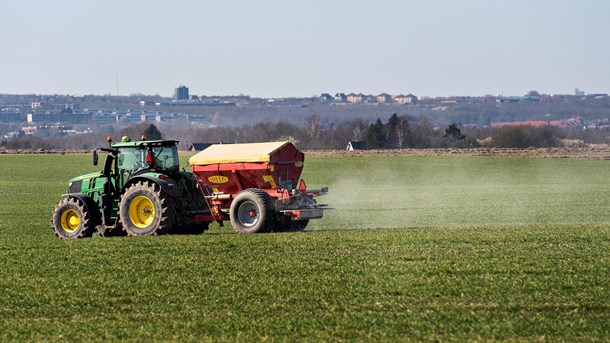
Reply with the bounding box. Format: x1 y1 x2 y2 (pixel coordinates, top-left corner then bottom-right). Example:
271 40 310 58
308 156 607 231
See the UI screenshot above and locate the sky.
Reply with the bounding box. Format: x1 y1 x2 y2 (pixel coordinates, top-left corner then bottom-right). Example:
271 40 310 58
1 0 608 98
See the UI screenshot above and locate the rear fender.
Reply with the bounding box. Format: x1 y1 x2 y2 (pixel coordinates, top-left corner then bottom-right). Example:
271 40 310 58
122 176 182 198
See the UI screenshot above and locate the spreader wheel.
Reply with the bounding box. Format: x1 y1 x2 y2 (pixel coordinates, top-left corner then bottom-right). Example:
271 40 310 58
119 181 175 236
52 197 95 239
230 189 275 234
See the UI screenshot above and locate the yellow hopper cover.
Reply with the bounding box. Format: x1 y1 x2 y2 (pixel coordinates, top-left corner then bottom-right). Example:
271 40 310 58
189 141 292 165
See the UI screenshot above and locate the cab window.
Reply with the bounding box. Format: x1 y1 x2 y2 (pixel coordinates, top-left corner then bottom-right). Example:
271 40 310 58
151 146 179 170
118 147 147 171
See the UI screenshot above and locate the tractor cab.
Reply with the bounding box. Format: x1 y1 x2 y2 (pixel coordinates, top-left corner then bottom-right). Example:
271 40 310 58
113 141 179 186
116 145 179 173
94 137 180 188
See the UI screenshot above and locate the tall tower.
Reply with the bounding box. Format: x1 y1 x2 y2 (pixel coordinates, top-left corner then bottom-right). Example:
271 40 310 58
174 85 189 100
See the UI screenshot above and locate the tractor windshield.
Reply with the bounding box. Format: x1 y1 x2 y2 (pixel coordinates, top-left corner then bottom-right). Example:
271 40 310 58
118 147 148 171
118 145 179 172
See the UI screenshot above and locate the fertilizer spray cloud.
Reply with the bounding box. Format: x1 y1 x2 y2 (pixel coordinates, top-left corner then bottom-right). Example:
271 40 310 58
318 156 592 231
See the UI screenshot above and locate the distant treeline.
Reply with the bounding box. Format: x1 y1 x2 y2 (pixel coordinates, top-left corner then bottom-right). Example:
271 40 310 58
3 115 609 151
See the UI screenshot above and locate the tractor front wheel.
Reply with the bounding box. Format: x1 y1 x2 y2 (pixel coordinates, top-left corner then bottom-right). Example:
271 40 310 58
119 181 175 236
52 198 95 239
230 189 275 234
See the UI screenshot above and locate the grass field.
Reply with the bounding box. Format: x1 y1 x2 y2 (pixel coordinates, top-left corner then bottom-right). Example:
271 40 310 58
0 153 609 341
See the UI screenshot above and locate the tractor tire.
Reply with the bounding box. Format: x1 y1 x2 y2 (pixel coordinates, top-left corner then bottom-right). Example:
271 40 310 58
52 197 96 239
230 189 276 234
119 181 175 236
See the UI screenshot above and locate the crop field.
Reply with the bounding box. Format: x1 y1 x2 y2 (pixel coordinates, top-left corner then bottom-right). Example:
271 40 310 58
0 153 609 341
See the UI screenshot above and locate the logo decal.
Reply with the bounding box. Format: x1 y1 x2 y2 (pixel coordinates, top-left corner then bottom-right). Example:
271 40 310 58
208 175 229 183
263 175 277 188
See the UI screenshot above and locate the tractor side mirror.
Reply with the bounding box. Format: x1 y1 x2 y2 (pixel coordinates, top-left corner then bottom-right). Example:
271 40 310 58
93 150 98 166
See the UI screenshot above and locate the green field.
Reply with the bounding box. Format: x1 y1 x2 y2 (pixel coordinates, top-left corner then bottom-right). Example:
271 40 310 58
0 153 609 341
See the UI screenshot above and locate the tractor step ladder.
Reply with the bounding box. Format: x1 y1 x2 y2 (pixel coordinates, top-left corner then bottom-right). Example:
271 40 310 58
194 174 223 223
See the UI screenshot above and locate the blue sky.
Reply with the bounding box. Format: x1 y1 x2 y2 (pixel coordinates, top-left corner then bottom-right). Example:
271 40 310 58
1 0 608 98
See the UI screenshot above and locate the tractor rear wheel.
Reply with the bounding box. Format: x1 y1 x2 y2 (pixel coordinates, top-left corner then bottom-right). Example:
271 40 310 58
52 198 95 239
119 181 175 236
230 189 275 234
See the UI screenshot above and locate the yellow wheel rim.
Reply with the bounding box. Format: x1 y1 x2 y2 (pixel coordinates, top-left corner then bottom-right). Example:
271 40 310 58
60 209 80 233
129 196 155 228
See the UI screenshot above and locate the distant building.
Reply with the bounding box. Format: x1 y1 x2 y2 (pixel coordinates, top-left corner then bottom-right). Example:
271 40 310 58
497 90 541 103
364 94 377 103
490 118 583 129
189 143 214 151
346 141 367 151
347 93 365 104
522 90 541 103
405 94 418 104
174 85 189 101
574 88 608 98
320 93 334 102
0 111 24 123
393 94 418 105
496 96 521 103
139 100 155 107
334 93 347 102
376 93 392 104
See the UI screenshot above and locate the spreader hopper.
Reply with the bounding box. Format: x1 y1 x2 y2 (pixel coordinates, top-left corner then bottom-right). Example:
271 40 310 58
189 141 329 233
189 141 305 194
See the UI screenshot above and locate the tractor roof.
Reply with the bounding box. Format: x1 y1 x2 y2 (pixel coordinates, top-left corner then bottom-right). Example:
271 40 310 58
112 140 179 149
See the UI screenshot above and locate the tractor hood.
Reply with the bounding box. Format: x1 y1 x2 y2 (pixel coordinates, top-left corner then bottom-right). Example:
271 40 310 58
69 171 102 183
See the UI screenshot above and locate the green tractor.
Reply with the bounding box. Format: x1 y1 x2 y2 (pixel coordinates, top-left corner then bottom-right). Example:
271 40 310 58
52 137 211 239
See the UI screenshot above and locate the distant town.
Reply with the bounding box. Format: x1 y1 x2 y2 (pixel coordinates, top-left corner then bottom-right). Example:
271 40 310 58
1 85 609 143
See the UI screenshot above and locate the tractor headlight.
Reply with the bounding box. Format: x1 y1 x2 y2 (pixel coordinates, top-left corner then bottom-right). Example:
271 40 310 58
68 181 82 194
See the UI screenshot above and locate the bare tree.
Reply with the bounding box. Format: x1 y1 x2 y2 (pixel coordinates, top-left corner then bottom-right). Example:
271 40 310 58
395 117 413 149
304 114 326 149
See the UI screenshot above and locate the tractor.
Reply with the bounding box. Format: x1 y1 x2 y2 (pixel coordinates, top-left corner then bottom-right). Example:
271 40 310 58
52 136 211 238
52 138 330 239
